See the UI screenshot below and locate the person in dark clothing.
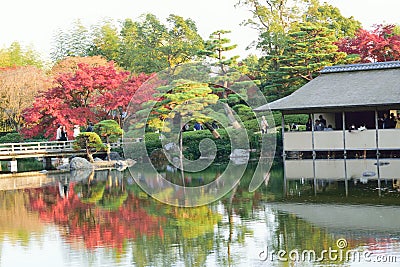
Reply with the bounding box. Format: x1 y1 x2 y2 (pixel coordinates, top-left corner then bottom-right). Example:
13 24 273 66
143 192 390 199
314 119 325 131
86 122 94 132
390 113 396 128
59 126 68 141
194 122 202 131
380 113 391 129
319 115 327 128
306 118 312 131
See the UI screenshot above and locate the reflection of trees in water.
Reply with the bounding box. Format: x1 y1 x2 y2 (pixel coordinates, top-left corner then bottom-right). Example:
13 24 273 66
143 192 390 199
0 191 44 245
73 169 128 210
23 169 223 266
13 162 285 266
27 172 165 255
125 162 284 265
272 211 363 264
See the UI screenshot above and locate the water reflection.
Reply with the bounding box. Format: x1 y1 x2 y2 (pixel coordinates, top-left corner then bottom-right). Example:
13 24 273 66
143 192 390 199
0 162 400 266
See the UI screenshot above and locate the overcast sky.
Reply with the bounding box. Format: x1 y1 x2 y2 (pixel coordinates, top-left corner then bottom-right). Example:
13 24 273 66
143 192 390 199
1 0 400 61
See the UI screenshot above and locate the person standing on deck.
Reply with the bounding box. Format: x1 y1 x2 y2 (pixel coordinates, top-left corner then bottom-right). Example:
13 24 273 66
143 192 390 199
380 113 391 129
318 115 327 129
261 116 269 134
306 118 312 131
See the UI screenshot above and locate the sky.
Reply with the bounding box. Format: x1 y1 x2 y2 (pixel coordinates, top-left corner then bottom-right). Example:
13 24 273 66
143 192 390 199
1 0 400 62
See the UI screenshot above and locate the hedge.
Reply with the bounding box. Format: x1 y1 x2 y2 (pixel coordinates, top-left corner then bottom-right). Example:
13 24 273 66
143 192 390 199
124 126 281 163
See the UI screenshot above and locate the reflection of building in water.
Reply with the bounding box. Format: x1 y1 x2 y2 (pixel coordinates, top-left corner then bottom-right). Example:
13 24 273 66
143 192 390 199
283 158 400 196
256 61 400 185
58 174 70 199
271 202 400 234
284 159 400 180
393 179 400 191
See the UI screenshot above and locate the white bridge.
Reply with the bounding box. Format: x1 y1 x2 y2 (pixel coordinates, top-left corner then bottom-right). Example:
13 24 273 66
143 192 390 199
0 140 122 160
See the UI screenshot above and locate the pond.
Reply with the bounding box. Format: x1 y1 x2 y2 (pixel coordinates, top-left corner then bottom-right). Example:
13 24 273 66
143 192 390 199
0 160 399 266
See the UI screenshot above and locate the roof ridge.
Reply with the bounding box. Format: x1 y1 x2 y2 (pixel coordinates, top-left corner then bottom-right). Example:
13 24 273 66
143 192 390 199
320 61 400 73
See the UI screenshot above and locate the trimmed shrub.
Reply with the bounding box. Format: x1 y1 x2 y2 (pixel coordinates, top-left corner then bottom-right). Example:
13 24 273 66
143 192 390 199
232 104 256 121
0 132 23 143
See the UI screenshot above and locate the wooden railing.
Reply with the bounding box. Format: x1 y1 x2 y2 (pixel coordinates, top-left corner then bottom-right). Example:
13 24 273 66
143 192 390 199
0 140 121 159
284 129 400 152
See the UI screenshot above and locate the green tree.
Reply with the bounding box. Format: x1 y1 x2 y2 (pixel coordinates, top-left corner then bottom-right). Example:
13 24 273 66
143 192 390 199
119 14 166 74
93 120 123 161
119 14 204 74
237 0 303 64
238 0 362 102
203 30 239 69
51 19 92 61
262 23 349 101
146 79 219 134
239 54 262 80
202 30 242 129
0 42 43 68
73 132 106 162
89 20 121 62
143 80 219 173
304 0 361 39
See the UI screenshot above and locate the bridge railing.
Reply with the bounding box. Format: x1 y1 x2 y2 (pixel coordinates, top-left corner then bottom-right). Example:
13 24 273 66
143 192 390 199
0 140 122 155
0 141 74 155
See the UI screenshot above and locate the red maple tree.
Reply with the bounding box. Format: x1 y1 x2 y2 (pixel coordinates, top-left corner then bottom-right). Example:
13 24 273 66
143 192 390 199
21 62 153 139
336 24 400 63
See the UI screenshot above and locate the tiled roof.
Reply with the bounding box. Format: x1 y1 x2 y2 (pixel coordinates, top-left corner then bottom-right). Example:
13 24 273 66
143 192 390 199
320 61 400 73
256 61 400 112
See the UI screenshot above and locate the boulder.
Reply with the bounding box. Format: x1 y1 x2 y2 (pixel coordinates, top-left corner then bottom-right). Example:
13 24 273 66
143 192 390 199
57 163 70 170
70 168 94 181
70 157 94 170
109 152 123 161
125 158 135 167
115 159 136 171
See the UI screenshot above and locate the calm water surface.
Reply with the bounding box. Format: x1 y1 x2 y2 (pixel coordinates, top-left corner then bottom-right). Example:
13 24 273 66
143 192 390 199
1 161 400 267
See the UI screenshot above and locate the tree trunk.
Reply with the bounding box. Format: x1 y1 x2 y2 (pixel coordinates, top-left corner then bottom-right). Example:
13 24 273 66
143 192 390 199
106 143 111 161
227 183 239 265
222 80 241 129
85 139 94 162
179 126 185 186
87 151 94 163
179 125 186 205
223 102 241 129
203 122 220 139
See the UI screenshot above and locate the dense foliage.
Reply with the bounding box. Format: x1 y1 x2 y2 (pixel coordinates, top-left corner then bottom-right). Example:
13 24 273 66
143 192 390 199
21 62 150 139
336 24 400 63
94 120 123 160
0 0 398 146
73 132 106 162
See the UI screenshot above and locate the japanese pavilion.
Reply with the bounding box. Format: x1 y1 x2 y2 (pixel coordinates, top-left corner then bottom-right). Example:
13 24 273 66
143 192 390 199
255 61 400 181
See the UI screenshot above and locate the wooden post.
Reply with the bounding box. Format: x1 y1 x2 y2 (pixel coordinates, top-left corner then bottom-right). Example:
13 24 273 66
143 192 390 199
311 113 317 195
281 113 287 196
342 111 348 196
43 157 52 170
375 109 381 195
8 160 17 173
